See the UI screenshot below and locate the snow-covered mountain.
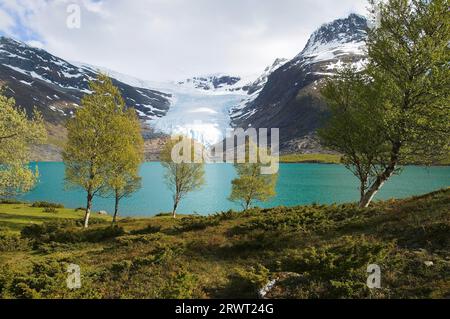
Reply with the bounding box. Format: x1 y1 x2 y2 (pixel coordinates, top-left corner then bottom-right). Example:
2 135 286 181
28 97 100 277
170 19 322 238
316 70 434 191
230 58 288 120
231 13 368 152
148 59 291 146
0 37 171 124
177 74 243 92
0 13 369 155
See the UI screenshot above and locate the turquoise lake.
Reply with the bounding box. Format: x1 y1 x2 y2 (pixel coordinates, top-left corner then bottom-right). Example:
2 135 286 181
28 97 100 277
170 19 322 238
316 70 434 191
21 162 449 216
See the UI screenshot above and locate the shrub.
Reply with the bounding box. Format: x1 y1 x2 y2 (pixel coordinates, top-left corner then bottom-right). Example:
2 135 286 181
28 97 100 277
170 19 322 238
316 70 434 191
31 201 64 209
115 233 162 246
213 210 241 221
225 264 270 298
155 212 172 217
9 259 67 299
0 199 24 204
21 222 125 245
0 232 30 252
231 207 332 235
130 224 162 235
110 260 133 276
43 207 58 213
162 269 198 299
278 236 395 298
176 216 220 232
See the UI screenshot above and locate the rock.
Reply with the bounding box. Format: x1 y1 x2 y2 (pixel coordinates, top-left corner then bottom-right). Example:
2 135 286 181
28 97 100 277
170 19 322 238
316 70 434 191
258 279 277 299
98 210 109 215
258 272 303 299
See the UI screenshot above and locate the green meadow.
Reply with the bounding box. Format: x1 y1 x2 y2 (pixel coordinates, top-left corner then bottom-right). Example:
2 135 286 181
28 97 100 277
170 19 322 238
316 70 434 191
1 189 448 299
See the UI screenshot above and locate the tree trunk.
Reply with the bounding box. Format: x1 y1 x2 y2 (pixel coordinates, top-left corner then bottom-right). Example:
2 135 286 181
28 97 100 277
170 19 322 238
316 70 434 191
244 199 251 211
172 198 179 218
359 143 401 208
112 190 119 225
359 180 366 205
84 191 93 228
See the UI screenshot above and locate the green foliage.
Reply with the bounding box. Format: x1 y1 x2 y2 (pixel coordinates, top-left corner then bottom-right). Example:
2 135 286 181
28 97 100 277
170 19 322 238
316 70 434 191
320 0 450 207
63 74 144 227
279 153 342 164
222 264 270 298
0 188 448 299
278 236 395 298
100 106 144 222
366 0 450 161
0 92 47 199
7 259 67 299
0 199 24 204
175 215 221 232
32 201 64 209
229 137 278 210
229 163 278 210
21 221 123 244
162 268 198 299
319 68 391 202
0 231 30 251
130 224 162 235
160 138 205 217
42 207 58 214
232 206 334 234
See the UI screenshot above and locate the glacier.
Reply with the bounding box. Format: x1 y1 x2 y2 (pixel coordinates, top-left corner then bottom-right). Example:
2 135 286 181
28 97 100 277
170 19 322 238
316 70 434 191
149 86 247 146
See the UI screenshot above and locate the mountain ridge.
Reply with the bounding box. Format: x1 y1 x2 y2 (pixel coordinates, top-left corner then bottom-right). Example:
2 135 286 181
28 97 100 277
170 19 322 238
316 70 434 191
0 13 369 159
231 13 368 152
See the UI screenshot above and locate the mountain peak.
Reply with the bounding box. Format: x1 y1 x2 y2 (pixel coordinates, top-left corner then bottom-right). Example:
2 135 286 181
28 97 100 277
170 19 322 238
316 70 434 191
295 13 368 63
303 13 368 51
0 35 172 123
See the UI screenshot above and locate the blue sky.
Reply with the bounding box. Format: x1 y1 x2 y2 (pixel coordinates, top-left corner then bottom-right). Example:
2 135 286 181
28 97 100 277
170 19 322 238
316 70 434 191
0 0 367 81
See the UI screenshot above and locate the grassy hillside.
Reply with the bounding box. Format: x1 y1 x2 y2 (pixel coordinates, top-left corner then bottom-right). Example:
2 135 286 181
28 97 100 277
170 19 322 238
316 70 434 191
0 202 110 234
0 189 449 299
279 153 450 165
280 153 342 164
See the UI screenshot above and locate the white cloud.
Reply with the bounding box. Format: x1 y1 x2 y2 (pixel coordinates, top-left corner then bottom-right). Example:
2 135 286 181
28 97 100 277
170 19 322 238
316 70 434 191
0 0 368 81
0 8 15 33
26 40 44 49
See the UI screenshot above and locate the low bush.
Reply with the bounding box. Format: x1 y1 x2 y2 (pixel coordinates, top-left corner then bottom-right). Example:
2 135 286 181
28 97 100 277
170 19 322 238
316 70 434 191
130 224 162 235
230 207 332 235
0 199 24 205
161 268 198 299
31 201 64 209
21 221 125 245
155 212 172 217
224 264 270 298
0 232 30 252
277 235 395 298
176 216 221 232
43 207 58 213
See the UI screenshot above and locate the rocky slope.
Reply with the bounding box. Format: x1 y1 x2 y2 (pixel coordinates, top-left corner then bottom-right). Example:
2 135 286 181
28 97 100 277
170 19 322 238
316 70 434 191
0 13 369 158
0 37 172 125
231 13 368 152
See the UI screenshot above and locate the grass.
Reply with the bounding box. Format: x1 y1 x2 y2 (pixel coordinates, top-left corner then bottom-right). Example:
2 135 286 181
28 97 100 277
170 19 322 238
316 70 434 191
280 153 342 164
0 189 449 299
279 153 450 165
0 203 111 233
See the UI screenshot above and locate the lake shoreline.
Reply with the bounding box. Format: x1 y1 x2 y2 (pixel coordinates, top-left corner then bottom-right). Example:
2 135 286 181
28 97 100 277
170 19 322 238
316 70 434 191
32 160 450 166
23 162 450 216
